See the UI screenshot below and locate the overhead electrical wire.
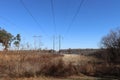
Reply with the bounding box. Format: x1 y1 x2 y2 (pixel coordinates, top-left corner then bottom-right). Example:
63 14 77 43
51 0 57 35
0 15 18 28
20 0 47 36
64 0 85 38
51 0 57 51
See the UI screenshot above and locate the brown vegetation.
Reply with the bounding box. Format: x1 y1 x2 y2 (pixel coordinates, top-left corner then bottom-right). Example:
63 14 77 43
0 50 120 79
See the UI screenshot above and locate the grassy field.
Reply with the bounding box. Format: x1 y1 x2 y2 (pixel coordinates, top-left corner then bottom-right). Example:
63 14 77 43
1 76 118 80
0 50 120 80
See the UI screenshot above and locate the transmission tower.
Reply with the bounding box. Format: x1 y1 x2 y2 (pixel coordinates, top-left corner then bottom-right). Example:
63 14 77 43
33 35 41 50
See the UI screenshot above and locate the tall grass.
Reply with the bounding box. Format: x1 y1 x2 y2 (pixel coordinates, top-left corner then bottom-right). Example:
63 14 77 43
0 50 120 79
0 51 63 78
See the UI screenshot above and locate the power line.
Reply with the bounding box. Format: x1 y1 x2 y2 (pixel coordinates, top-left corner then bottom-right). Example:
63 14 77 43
0 16 18 27
51 0 57 34
51 0 58 52
64 0 85 38
20 0 47 36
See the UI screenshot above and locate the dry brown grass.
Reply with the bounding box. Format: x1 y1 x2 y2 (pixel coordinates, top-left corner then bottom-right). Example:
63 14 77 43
0 51 63 78
0 76 101 80
0 50 120 79
0 51 93 78
62 54 102 65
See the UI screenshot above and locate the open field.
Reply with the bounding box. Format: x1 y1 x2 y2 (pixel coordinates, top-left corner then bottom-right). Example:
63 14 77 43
0 76 115 80
0 50 120 80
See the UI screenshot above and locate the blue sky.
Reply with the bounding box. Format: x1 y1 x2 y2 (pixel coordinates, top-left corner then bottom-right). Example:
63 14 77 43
0 0 120 50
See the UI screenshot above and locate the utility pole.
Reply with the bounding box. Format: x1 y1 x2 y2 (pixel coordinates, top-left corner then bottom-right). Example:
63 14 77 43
33 35 41 50
59 35 61 53
53 35 55 53
38 36 42 50
33 36 37 50
52 35 62 53
58 35 63 53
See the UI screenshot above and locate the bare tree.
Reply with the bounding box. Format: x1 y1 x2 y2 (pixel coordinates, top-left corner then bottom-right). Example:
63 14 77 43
101 28 120 62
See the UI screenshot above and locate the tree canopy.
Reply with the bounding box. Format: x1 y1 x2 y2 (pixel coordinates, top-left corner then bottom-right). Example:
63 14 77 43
0 28 21 50
14 34 21 49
